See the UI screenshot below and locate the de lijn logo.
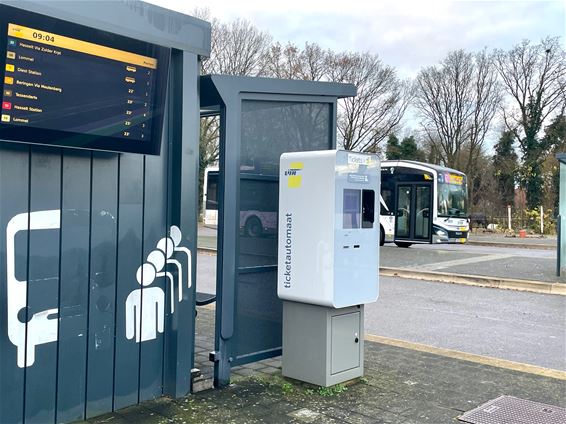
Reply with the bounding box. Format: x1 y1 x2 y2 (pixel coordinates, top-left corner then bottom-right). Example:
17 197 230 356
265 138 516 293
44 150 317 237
6 209 191 368
284 161 303 188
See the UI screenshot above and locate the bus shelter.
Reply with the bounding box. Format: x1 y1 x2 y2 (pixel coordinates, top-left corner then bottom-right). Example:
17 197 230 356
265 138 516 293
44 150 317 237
200 75 356 386
0 1 208 422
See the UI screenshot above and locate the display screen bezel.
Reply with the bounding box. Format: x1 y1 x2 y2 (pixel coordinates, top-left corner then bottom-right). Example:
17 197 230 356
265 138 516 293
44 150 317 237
0 4 170 155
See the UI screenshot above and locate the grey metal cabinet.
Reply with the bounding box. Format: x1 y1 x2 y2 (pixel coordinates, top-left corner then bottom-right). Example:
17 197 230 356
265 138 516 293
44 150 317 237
282 302 364 387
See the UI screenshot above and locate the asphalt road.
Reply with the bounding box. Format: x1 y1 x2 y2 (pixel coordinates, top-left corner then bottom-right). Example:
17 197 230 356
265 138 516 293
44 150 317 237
381 242 559 282
196 250 566 371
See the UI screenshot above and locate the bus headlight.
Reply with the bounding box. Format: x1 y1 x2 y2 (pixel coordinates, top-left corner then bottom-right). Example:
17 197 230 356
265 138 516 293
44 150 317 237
436 229 447 237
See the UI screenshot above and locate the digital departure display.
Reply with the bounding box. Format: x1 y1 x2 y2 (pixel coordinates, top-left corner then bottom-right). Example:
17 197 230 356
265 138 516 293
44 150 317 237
0 4 170 155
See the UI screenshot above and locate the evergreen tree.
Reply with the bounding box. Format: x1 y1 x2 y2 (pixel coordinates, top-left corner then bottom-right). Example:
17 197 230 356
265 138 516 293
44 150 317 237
493 131 518 209
399 136 425 161
385 134 401 160
541 114 566 212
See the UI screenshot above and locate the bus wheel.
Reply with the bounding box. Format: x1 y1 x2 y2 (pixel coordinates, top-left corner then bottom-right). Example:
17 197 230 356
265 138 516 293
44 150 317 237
394 241 412 248
245 217 263 237
380 226 385 246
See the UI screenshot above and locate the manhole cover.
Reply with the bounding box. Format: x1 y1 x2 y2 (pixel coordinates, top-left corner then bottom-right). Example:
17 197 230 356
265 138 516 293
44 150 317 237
459 395 566 424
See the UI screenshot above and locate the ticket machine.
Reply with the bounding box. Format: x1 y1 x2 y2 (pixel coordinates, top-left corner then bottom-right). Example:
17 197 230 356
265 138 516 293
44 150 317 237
278 150 380 386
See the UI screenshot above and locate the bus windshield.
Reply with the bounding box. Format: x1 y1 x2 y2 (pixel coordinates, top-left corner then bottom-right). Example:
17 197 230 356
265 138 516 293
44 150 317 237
437 173 468 217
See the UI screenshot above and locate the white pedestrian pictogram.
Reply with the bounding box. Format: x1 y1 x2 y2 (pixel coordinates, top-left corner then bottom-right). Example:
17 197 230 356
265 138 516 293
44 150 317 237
125 263 165 343
125 225 192 343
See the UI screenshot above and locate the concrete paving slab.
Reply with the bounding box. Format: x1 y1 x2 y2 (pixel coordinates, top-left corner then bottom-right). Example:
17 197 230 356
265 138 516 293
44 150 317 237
81 330 566 424
446 256 560 283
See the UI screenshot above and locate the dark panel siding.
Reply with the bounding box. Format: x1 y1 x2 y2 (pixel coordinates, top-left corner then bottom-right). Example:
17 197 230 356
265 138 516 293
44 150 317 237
113 154 144 410
140 136 168 401
0 53 199 424
56 150 92 423
24 146 62 424
85 153 119 418
0 142 29 424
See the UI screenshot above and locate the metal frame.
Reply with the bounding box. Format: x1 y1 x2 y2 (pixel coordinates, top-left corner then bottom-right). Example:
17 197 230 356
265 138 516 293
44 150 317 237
200 75 356 387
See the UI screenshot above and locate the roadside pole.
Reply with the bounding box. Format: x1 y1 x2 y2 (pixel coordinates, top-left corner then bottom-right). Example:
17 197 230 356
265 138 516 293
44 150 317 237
507 205 512 231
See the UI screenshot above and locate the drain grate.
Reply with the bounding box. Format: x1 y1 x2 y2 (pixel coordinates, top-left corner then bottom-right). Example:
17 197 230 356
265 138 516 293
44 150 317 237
459 395 566 424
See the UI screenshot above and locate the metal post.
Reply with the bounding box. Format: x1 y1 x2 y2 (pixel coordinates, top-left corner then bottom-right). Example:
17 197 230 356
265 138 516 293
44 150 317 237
558 216 561 277
540 205 544 235
507 205 512 231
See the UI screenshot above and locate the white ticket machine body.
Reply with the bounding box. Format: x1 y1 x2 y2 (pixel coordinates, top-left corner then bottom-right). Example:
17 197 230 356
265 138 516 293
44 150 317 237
278 150 380 386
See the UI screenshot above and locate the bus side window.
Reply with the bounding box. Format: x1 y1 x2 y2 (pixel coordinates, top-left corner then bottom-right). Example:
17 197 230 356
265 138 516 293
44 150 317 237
362 190 375 228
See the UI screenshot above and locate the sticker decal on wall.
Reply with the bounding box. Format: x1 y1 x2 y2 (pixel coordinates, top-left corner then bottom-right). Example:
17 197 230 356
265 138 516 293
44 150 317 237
6 210 61 368
5 210 193 366
125 225 192 343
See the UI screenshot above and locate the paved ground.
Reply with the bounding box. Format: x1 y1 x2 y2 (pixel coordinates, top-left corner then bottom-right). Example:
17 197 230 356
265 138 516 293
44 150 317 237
196 252 566 371
367 276 566 371
381 243 560 283
198 224 562 283
84 308 566 424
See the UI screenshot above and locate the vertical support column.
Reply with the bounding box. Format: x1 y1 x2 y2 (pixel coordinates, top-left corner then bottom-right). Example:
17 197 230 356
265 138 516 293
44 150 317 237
214 98 241 387
560 162 566 278
507 205 512 231
163 49 199 397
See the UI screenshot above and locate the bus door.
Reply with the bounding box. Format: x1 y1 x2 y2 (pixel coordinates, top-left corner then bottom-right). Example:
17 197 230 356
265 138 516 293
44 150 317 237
394 183 432 242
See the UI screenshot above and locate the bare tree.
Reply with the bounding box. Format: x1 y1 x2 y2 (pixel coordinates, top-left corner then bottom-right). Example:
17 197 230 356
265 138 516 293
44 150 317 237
266 42 303 79
415 50 501 166
202 18 272 76
265 42 328 81
494 37 566 208
198 17 273 205
416 50 470 168
415 50 501 206
328 51 410 153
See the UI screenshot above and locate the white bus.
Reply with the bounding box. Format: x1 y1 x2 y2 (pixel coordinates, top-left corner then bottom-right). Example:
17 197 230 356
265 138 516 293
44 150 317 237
203 168 278 237
204 161 469 247
379 160 469 247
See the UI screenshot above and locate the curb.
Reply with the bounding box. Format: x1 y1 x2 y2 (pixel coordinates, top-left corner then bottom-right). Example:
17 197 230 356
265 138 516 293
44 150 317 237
380 267 566 296
467 240 556 250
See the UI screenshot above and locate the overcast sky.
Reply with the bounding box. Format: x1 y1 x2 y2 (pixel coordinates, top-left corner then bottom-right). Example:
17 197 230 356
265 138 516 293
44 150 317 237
147 0 565 77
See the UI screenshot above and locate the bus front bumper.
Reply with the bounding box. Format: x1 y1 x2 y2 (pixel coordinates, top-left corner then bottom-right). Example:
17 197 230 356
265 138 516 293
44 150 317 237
432 226 468 244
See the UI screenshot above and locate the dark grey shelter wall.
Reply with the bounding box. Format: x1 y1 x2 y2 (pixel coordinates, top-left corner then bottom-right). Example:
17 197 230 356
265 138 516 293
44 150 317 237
0 114 195 423
0 2 206 422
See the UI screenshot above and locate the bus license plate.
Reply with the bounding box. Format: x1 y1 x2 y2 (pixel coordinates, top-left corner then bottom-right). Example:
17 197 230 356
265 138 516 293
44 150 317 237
459 238 466 243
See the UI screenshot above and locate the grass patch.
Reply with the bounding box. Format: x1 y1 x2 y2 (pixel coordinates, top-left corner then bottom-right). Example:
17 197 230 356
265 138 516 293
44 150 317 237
318 384 348 397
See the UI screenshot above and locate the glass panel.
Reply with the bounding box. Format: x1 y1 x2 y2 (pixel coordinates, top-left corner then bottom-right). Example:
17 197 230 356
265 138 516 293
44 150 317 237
415 185 431 239
233 270 282 359
362 189 375 229
233 100 331 362
239 101 331 266
205 172 219 210
343 189 361 229
241 101 331 176
396 186 411 238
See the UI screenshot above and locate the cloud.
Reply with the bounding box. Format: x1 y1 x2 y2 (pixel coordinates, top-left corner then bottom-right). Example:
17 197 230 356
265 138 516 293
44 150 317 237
148 0 564 77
